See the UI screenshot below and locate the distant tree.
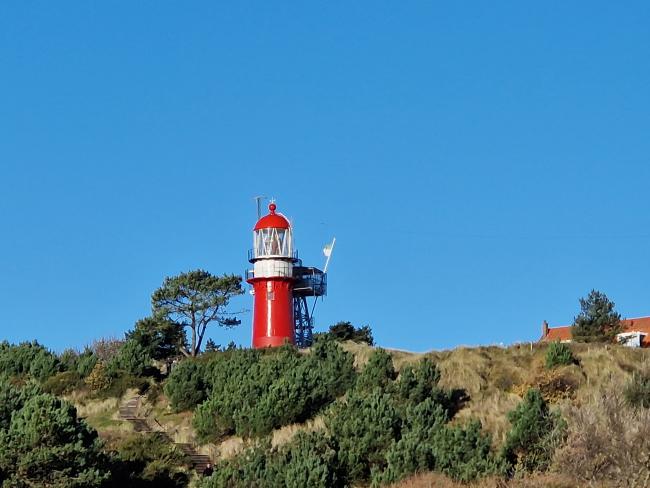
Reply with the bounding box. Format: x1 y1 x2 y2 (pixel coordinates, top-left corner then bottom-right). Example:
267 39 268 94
571 290 622 343
91 337 125 362
126 316 186 360
324 321 375 346
151 270 244 357
204 339 220 353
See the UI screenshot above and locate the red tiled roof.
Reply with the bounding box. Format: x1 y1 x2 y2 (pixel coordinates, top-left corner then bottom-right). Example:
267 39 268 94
542 316 650 346
543 326 572 342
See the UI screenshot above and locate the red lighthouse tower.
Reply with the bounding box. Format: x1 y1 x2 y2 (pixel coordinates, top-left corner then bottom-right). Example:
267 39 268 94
246 202 327 348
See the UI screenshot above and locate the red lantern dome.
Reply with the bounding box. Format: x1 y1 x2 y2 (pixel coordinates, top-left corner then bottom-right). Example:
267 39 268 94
253 203 291 231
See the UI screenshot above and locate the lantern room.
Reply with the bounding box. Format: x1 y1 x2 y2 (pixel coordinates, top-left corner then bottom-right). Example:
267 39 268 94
252 203 293 259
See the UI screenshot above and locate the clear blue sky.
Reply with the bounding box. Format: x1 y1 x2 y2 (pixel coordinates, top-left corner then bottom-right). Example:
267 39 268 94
1 2 649 352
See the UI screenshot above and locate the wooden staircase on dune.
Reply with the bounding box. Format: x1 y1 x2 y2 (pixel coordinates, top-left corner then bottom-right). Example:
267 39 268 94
118 394 213 473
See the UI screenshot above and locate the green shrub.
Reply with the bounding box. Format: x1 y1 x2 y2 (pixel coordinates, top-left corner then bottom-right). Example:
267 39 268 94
327 387 401 482
0 383 109 487
42 371 84 396
356 349 397 392
316 321 374 345
193 342 355 442
545 342 576 369
164 360 207 412
624 372 650 408
201 432 341 488
502 388 567 474
76 349 98 378
396 357 452 411
107 339 151 377
371 398 503 485
109 432 190 487
431 421 504 482
97 374 149 400
0 341 60 381
125 316 186 361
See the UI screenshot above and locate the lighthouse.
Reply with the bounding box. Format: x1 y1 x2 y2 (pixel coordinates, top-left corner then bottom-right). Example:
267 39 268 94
246 202 328 348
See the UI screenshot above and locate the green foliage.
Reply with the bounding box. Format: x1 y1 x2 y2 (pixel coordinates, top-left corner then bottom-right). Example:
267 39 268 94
571 289 622 343
42 371 84 396
429 421 504 482
0 341 60 381
204 338 219 353
201 432 341 488
545 342 576 369
126 316 186 361
108 432 190 488
107 339 152 377
0 380 109 487
372 398 448 485
192 341 355 442
356 349 397 392
151 270 243 357
370 398 504 485
98 374 150 400
76 349 99 378
164 360 208 412
502 388 567 474
624 372 650 408
318 321 375 345
56 348 97 379
327 388 401 482
395 357 452 410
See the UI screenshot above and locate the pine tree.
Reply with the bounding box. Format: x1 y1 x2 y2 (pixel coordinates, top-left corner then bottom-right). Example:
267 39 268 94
571 290 622 343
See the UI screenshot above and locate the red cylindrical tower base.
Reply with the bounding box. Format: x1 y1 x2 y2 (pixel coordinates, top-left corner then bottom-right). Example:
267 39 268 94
249 277 295 348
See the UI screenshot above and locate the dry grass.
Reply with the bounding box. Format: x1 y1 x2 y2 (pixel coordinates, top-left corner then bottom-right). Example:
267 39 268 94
271 415 326 448
553 388 650 488
390 472 585 488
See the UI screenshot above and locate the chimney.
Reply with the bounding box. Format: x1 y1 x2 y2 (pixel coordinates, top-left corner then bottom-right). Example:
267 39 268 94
542 320 549 338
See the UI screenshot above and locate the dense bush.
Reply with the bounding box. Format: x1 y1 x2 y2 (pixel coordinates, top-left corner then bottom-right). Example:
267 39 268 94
76 349 99 377
193 341 355 441
545 342 576 369
395 357 453 411
623 372 650 408
0 380 110 487
200 432 341 488
328 387 401 482
356 349 397 392
164 360 208 412
126 316 186 360
42 371 84 396
108 432 190 488
0 340 61 381
502 388 566 474
317 321 375 345
107 339 152 377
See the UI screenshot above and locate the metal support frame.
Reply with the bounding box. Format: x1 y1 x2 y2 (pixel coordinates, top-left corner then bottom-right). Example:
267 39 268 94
293 296 314 348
